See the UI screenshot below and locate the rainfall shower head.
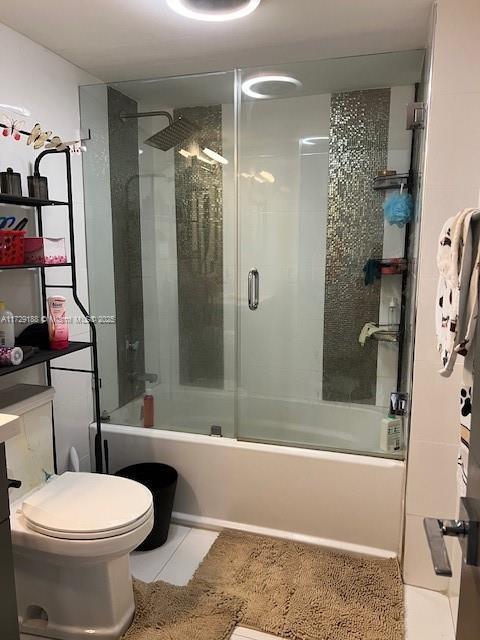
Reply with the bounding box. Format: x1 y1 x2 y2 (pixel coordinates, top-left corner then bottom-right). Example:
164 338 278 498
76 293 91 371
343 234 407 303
120 109 200 151
145 116 200 151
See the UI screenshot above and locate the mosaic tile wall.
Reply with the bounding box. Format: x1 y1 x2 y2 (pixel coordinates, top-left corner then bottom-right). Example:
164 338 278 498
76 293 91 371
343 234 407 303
174 105 224 388
323 88 390 404
107 87 145 406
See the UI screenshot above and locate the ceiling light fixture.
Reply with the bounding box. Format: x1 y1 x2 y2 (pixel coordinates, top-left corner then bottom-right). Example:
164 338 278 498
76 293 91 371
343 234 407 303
301 136 329 145
178 148 192 158
242 75 302 100
203 147 229 164
167 0 261 22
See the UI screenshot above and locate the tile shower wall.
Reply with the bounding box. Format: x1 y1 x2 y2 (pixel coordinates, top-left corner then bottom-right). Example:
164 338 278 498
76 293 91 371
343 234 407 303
107 88 145 406
174 106 224 389
137 109 178 426
137 99 235 434
323 89 390 405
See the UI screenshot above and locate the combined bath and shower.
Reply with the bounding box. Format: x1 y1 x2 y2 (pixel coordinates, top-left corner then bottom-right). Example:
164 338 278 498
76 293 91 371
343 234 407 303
120 109 200 151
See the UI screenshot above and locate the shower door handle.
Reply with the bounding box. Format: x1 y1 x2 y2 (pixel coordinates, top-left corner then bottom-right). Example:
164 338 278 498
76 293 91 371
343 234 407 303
248 269 259 310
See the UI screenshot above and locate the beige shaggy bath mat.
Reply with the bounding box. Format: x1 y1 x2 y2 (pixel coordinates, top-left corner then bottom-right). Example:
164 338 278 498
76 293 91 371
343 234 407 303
125 529 404 640
195 530 404 640
123 579 243 640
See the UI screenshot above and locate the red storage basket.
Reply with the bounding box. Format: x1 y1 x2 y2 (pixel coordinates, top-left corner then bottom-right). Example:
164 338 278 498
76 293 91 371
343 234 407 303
0 230 25 266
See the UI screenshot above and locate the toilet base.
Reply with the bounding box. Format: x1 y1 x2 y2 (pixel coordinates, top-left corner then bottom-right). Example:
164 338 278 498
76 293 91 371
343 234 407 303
14 550 135 640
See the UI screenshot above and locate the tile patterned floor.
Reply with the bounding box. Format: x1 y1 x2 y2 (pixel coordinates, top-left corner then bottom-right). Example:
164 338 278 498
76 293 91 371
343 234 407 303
21 525 456 640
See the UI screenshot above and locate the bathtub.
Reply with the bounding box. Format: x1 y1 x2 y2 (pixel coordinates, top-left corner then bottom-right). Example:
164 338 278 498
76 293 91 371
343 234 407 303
90 419 405 558
107 386 405 458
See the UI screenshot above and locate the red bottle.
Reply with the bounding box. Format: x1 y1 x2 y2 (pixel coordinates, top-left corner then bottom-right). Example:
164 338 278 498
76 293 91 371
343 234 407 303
143 388 154 428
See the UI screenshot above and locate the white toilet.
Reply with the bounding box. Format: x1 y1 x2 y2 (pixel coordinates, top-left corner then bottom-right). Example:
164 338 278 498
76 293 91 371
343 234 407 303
10 471 154 640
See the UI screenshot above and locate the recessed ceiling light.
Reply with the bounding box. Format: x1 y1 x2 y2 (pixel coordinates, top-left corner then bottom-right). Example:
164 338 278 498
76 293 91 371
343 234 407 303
301 136 329 145
178 148 192 158
203 147 229 164
167 0 261 22
242 75 302 99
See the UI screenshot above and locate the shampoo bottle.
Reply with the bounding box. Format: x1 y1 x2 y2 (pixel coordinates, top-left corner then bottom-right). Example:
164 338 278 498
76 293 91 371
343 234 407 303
388 297 398 329
380 416 403 452
0 301 15 348
47 296 69 350
143 388 154 428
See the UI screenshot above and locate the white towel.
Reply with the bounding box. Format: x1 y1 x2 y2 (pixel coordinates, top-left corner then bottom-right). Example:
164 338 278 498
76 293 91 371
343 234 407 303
436 208 480 497
436 208 479 376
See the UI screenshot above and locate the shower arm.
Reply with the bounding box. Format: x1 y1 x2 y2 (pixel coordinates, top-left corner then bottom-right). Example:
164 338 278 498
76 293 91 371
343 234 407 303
120 110 174 125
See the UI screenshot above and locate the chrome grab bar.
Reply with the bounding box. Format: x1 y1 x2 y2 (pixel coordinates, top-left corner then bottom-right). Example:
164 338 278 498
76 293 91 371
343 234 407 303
248 268 259 310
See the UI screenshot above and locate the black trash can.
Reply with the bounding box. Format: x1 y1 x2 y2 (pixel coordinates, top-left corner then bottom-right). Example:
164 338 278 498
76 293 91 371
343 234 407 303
116 463 178 551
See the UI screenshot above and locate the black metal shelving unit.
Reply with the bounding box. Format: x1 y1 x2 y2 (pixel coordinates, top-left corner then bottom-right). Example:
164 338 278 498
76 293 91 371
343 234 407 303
0 148 103 474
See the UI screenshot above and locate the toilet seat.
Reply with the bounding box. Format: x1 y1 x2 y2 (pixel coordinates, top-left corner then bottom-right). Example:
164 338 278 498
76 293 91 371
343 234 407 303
21 472 153 541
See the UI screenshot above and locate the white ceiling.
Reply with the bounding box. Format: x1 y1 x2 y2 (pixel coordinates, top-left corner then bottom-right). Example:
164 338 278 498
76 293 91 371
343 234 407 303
0 0 432 82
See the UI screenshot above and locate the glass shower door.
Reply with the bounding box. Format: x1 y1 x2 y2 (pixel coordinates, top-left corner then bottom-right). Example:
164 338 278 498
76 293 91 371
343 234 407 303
80 71 237 437
237 68 331 450
237 54 420 456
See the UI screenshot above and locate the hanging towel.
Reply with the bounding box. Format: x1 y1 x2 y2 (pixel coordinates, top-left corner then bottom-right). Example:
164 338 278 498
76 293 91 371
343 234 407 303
436 208 480 376
458 383 471 498
436 208 480 498
362 259 381 286
358 322 382 346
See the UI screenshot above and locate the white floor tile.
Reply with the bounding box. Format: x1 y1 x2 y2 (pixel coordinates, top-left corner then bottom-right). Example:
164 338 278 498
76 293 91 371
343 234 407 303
232 628 284 639
405 585 455 640
129 524 190 583
156 528 219 585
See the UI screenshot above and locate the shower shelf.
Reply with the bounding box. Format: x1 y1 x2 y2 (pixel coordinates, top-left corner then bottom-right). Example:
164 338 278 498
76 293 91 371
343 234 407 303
379 258 408 275
371 330 400 343
0 342 92 377
0 263 72 270
0 194 68 207
373 173 410 191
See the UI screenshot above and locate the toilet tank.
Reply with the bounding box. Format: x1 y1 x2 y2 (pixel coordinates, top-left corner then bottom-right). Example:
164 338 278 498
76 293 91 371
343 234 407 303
1 385 55 504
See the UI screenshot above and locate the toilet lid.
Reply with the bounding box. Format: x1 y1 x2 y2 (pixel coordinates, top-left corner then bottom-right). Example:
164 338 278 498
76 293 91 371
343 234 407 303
22 472 153 540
